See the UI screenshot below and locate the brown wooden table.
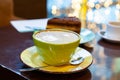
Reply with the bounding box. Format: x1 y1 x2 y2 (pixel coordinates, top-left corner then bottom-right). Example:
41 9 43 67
0 25 120 80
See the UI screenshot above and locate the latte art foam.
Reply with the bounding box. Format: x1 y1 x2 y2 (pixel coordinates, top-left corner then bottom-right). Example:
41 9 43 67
35 31 79 44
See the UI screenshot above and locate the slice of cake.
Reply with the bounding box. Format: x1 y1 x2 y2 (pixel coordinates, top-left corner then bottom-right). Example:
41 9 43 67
46 17 81 33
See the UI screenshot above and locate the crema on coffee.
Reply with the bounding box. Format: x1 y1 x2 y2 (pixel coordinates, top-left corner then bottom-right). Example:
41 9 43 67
35 31 79 44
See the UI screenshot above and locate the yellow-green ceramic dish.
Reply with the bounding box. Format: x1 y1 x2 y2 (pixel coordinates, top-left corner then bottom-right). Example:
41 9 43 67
20 46 93 74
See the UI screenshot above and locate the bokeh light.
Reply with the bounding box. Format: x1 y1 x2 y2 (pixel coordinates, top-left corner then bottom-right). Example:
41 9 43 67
48 0 120 24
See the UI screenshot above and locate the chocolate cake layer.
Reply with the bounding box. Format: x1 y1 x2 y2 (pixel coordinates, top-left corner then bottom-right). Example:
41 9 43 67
47 17 81 33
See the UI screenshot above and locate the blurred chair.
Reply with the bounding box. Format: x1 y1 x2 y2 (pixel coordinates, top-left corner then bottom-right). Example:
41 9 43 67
13 0 47 19
0 0 22 27
0 0 47 27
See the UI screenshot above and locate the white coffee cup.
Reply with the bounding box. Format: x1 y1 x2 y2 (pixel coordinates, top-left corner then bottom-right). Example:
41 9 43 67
105 21 120 40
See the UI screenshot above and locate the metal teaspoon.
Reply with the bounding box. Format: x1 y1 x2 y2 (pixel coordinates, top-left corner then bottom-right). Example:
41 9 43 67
20 57 84 72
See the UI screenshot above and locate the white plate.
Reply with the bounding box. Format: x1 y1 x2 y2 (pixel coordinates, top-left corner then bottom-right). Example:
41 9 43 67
98 30 120 43
10 19 48 33
80 28 95 44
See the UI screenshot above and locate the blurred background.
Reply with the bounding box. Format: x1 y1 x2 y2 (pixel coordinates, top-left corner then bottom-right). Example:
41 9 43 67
47 0 120 31
13 0 47 19
0 0 120 27
13 0 120 23
47 0 120 24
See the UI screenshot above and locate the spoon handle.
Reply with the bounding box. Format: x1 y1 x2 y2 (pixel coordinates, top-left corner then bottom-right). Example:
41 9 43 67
20 57 84 72
20 66 49 72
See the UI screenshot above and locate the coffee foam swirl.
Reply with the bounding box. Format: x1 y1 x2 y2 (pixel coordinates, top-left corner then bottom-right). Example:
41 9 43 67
35 31 79 44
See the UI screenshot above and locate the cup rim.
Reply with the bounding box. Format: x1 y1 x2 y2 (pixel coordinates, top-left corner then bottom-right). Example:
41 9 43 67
33 28 81 45
104 31 120 41
108 21 120 28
